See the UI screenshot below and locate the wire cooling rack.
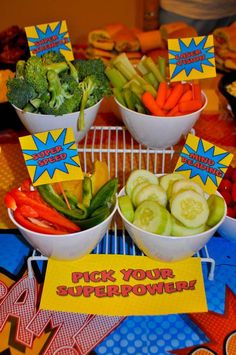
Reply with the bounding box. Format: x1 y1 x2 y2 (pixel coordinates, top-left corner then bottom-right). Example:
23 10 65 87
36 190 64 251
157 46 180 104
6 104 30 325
27 126 215 280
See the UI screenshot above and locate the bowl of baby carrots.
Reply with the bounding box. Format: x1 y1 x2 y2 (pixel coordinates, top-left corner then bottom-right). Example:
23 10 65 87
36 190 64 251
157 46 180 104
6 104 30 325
115 81 207 149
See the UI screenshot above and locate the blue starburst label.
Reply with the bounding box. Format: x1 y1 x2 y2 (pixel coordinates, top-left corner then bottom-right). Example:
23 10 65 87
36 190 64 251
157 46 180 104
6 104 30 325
19 128 83 186
25 20 74 60
168 35 216 82
174 134 233 194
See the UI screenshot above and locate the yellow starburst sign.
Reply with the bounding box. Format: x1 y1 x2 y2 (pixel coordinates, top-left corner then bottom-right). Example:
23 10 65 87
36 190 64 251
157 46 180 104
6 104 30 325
25 20 74 60
168 35 216 82
174 134 233 194
19 128 83 186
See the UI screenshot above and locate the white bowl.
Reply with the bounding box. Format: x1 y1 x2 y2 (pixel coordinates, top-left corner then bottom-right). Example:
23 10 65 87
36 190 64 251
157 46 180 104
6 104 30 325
118 186 226 262
115 93 207 149
8 200 117 260
13 99 102 143
217 215 236 242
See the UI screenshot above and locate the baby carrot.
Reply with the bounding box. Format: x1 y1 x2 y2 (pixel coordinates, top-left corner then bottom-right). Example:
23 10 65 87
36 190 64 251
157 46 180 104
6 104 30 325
163 83 184 110
166 87 172 99
183 83 192 93
142 92 165 116
179 99 203 113
179 90 192 103
155 82 168 108
192 81 202 101
173 111 182 116
170 82 178 88
167 104 179 116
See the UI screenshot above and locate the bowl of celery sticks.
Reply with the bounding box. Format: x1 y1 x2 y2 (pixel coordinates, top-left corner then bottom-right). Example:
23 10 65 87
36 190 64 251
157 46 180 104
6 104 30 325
105 53 207 149
7 52 111 142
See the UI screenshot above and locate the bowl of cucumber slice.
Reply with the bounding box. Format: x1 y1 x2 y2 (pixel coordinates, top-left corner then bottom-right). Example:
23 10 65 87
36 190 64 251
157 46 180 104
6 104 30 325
118 170 226 262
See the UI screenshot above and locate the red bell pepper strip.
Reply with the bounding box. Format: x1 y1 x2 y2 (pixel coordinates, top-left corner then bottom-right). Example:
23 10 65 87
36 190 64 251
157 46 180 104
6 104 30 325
4 192 17 210
14 208 69 235
26 190 47 204
9 189 80 233
19 205 39 218
20 179 32 192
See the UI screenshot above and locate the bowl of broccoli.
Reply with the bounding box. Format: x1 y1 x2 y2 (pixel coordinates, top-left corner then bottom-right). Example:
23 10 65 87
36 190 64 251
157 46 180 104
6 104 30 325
7 52 111 142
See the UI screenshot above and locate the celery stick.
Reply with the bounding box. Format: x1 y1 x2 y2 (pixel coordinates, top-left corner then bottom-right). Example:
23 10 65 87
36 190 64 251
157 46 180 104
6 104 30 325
135 103 146 114
113 88 126 107
123 89 136 111
131 90 146 113
129 81 144 99
123 78 140 88
158 57 166 80
105 66 127 89
144 57 165 83
143 72 159 89
124 80 144 100
113 53 137 80
133 74 156 97
114 62 134 81
136 56 149 75
133 94 146 113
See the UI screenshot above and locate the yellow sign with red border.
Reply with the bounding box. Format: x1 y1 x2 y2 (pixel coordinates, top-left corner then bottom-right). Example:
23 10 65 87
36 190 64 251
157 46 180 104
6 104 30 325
40 254 207 316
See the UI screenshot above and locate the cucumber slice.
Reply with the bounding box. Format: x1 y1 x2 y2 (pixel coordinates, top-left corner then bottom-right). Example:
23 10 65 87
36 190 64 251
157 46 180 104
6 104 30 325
133 200 172 235
118 195 135 222
171 217 205 237
170 179 204 197
207 194 225 227
160 173 185 192
135 184 167 207
131 182 150 207
125 170 158 197
170 190 209 228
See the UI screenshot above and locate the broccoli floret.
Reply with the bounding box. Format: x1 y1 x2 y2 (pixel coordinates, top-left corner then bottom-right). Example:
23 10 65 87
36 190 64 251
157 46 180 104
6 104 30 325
78 75 100 130
23 102 37 113
7 77 37 109
45 61 68 74
24 91 50 114
86 80 110 107
86 74 111 108
40 86 82 115
61 74 78 93
66 60 78 82
78 73 111 130
41 51 66 65
16 60 26 79
47 70 73 110
25 56 48 95
59 87 82 113
86 94 100 108
74 59 106 81
38 101 59 115
41 71 82 115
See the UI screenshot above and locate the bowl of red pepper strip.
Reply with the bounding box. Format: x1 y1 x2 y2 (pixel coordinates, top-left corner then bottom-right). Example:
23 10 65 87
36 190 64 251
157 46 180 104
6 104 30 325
5 179 117 260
